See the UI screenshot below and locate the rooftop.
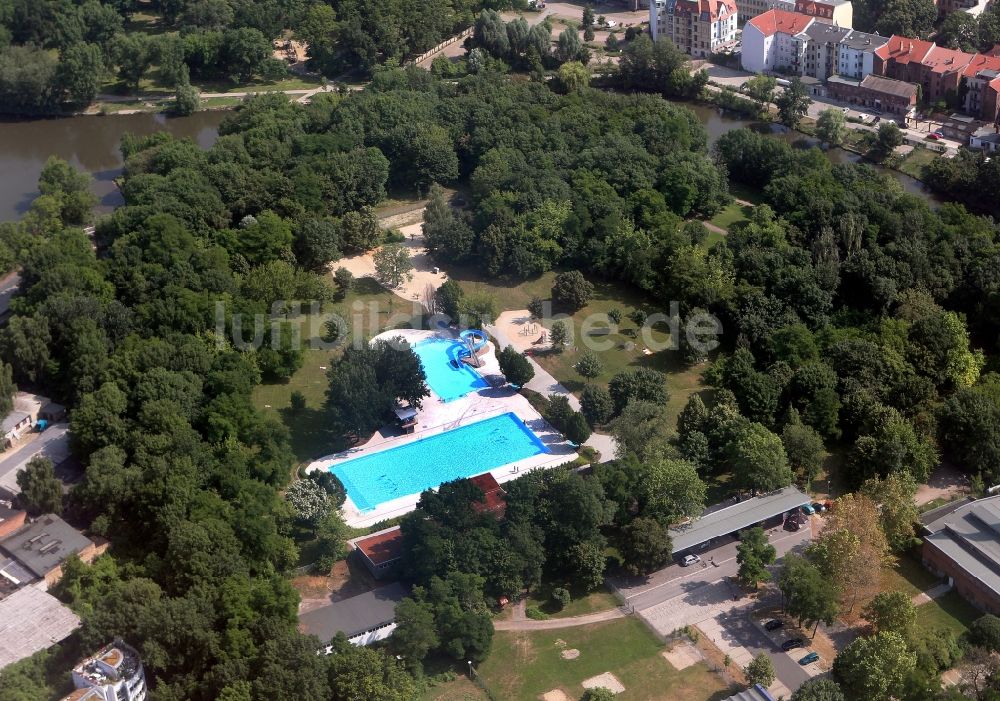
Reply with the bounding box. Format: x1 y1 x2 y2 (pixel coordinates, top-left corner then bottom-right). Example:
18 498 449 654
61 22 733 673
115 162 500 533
924 496 1000 600
747 8 815 36
674 0 738 20
74 641 142 687
470 472 507 517
804 21 852 42
859 73 919 98
874 35 934 63
723 685 777 701
669 487 810 554
964 53 1000 77
350 526 404 566
839 29 889 50
299 581 409 642
0 585 80 670
0 514 94 579
922 45 974 74
1 411 30 434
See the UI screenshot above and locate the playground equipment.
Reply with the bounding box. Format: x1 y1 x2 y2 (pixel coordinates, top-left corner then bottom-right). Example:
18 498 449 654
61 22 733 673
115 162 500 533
459 329 488 368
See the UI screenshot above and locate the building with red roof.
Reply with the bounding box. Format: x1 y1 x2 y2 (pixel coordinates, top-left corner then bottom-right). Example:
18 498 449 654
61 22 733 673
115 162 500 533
964 54 1000 123
741 9 816 73
349 526 404 580
650 0 738 58
469 472 508 519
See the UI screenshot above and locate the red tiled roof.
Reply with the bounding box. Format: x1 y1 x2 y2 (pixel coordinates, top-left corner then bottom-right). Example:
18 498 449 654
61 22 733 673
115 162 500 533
874 35 934 63
675 0 737 20
964 53 1000 77
746 9 815 37
353 527 403 566
470 473 507 517
922 45 974 74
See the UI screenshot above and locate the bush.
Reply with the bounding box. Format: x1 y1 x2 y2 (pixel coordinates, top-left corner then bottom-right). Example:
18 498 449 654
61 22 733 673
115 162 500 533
581 385 614 426
498 345 535 387
969 614 1000 651
551 587 571 610
608 367 668 414
565 411 592 444
526 606 549 620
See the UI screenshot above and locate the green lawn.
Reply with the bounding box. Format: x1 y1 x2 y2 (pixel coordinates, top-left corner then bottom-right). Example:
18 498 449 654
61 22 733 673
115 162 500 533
881 552 942 599
915 590 982 637
250 278 425 465
450 269 714 429
708 202 753 231
897 146 938 180
420 676 488 701
522 585 621 619
475 618 732 701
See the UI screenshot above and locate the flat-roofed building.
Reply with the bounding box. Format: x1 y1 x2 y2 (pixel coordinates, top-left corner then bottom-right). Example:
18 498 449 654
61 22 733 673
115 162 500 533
669 486 810 555
300 581 409 647
0 514 97 586
922 496 1000 614
0 585 80 670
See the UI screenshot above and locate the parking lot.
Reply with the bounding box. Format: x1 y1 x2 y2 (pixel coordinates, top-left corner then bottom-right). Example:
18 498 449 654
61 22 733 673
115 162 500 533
609 517 817 696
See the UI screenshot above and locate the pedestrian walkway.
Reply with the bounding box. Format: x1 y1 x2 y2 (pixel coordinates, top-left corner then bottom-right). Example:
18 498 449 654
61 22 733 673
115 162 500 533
912 581 952 606
494 607 626 631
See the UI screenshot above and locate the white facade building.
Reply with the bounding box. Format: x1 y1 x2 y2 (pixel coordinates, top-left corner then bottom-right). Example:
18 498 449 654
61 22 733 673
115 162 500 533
651 0 739 58
836 30 889 79
65 641 146 701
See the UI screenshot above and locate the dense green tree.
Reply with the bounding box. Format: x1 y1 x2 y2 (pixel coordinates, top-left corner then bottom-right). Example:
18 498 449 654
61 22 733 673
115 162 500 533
737 526 777 589
498 345 535 387
782 413 825 488
581 384 614 427
609 401 669 459
373 243 414 289
862 590 915 636
435 279 464 320
729 422 793 494
969 614 1000 652
550 320 568 351
816 108 847 146
778 554 839 635
16 456 62 515
552 270 594 311
743 74 777 115
574 350 603 380
775 78 811 127
608 368 667 415
833 631 916 701
620 516 672 575
790 679 845 701
745 652 775 688
860 473 919 551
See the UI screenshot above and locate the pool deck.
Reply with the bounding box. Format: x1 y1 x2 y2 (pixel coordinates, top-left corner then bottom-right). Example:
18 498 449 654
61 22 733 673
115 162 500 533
307 328 579 528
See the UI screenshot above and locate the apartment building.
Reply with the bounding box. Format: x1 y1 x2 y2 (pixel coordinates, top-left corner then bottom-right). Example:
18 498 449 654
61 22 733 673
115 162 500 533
741 9 815 73
650 0 739 57
802 22 852 79
837 30 889 78
965 54 1000 124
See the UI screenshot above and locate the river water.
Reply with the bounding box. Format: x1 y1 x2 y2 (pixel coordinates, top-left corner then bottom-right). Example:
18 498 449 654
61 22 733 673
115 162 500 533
0 111 227 221
0 102 932 222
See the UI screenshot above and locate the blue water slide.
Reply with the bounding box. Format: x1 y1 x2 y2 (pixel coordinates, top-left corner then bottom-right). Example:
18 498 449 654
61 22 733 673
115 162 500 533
460 329 488 353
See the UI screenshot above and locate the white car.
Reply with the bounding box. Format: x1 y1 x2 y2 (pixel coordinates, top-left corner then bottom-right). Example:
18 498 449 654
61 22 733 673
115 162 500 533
605 19 618 28
681 554 701 567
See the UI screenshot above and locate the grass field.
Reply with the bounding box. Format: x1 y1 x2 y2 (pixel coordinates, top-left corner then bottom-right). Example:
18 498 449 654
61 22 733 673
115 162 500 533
475 618 732 701
708 202 753 231
897 146 938 180
420 676 488 701
519 586 621 619
250 278 425 464
915 590 981 637
880 553 942 599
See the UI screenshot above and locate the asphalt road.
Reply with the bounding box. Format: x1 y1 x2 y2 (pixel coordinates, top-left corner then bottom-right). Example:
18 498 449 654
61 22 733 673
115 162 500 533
720 605 814 691
0 423 70 493
612 526 811 611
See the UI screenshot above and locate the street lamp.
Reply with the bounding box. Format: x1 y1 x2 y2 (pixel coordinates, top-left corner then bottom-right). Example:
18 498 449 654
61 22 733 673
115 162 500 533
467 660 473 679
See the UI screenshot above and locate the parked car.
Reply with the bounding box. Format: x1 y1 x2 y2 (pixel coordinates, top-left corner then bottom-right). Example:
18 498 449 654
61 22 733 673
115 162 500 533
765 619 783 631
799 651 820 665
782 638 806 651
605 19 618 27
841 107 850 114
927 132 942 140
801 503 816 515
784 519 800 532
811 501 826 513
681 554 701 567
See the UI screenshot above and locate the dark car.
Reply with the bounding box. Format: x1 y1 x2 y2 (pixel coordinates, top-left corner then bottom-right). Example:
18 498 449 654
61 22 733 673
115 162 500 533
764 619 783 631
784 519 800 532
781 638 806 651
799 651 820 665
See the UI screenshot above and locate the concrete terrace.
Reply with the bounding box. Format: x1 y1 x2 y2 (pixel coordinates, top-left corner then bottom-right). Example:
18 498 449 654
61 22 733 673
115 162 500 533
307 328 579 528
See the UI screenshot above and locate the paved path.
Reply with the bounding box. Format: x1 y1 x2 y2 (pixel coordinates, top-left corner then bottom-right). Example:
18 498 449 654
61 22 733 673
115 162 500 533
494 607 626 631
912 582 953 606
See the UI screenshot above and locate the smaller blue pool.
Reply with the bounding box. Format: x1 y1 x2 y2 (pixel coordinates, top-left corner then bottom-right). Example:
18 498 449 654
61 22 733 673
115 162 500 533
413 337 489 402
329 412 548 511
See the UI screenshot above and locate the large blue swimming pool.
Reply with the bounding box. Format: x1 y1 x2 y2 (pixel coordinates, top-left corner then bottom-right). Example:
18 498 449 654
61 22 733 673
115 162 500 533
413 337 489 402
329 412 548 511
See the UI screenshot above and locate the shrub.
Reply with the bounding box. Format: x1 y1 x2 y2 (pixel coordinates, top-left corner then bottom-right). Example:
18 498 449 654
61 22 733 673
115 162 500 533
552 587 571 610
